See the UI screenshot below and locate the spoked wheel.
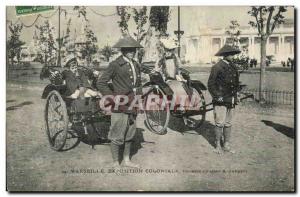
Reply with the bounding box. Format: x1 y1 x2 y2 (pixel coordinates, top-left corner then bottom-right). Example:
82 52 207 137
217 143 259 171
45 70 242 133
144 85 170 135
45 90 69 151
183 87 206 129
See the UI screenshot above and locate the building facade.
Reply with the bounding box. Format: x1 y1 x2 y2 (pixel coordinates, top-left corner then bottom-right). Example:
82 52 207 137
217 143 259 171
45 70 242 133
184 19 294 64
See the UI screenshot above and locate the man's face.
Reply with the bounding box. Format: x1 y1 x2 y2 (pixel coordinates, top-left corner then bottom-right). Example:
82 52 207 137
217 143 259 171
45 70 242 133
225 54 236 62
123 48 136 60
69 61 78 73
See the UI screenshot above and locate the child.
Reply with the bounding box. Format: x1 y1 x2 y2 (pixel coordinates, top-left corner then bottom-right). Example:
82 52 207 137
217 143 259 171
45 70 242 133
61 56 102 99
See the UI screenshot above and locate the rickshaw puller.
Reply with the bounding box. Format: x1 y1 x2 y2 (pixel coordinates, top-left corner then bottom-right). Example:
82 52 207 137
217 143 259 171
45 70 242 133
97 35 143 168
208 45 241 154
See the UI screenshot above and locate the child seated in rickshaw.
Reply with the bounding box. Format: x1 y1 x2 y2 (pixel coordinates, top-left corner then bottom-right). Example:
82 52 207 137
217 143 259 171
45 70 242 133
61 56 102 99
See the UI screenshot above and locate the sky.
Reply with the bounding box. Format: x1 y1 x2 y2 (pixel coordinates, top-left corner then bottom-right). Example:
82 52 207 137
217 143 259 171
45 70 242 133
6 6 294 48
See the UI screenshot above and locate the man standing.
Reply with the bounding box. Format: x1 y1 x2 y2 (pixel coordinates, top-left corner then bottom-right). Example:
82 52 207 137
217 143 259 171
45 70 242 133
97 35 143 168
208 45 241 154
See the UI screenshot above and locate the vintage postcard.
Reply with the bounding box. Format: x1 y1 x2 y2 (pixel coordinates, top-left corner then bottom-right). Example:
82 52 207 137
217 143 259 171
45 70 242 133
6 6 295 192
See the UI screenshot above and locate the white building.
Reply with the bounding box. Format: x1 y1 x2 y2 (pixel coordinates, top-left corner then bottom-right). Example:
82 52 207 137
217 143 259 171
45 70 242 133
184 19 294 64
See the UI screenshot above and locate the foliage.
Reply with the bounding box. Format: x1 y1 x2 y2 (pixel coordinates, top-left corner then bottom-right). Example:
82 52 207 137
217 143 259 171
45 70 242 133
132 6 148 42
100 45 118 62
35 20 57 65
116 6 131 34
225 20 249 71
73 6 98 66
225 20 241 47
149 6 170 35
248 6 287 102
73 6 88 21
7 23 25 65
63 18 72 47
132 7 148 62
248 6 287 38
82 24 98 65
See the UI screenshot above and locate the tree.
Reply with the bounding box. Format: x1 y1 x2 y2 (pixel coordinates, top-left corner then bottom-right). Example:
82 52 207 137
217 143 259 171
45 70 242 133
7 23 25 66
60 18 72 49
100 45 118 62
73 6 88 21
35 20 57 65
132 6 148 43
248 6 287 103
225 20 241 47
225 20 249 71
82 24 98 66
116 6 131 35
132 6 148 62
73 6 98 66
149 6 170 36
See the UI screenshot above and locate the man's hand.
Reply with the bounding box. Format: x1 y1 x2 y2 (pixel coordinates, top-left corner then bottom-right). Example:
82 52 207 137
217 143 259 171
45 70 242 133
93 70 100 77
79 87 86 99
237 93 241 103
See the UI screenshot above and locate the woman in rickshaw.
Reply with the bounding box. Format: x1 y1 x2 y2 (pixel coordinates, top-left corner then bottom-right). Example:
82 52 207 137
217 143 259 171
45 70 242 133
152 36 193 111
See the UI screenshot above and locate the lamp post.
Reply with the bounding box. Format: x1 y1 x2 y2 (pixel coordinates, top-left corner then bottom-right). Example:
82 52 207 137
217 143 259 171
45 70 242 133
174 6 184 57
58 6 61 66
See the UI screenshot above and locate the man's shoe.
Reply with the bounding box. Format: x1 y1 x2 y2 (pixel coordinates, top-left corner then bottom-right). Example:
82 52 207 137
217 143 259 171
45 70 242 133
223 142 235 154
123 161 140 168
112 161 120 168
213 145 223 154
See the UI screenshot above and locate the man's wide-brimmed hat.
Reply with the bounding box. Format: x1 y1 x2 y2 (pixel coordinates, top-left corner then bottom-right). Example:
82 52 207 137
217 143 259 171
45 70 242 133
215 45 241 56
113 35 143 48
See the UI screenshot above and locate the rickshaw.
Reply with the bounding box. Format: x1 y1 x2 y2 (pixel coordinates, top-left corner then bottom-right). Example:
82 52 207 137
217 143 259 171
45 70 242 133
41 64 209 151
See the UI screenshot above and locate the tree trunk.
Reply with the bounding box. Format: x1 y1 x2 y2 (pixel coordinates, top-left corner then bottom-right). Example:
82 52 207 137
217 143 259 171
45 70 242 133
259 36 267 103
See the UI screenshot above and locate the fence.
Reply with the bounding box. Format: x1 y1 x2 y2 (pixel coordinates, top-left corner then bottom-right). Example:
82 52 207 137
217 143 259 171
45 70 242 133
242 88 294 105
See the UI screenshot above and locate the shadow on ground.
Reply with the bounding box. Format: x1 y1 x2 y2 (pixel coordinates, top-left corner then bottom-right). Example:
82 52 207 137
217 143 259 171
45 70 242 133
6 100 16 103
168 116 216 148
6 101 33 111
262 120 294 139
57 120 146 156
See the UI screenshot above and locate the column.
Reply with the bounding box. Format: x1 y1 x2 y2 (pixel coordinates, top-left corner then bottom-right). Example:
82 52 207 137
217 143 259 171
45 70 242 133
266 36 270 55
278 35 282 61
249 36 255 59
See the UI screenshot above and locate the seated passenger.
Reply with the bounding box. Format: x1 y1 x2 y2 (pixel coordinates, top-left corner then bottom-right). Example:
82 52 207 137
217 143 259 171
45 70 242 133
153 36 196 110
61 56 102 99
153 36 185 82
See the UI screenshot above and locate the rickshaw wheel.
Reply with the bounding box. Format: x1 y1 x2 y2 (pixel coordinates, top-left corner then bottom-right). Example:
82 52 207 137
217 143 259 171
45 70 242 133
183 87 206 129
45 90 69 151
144 85 170 135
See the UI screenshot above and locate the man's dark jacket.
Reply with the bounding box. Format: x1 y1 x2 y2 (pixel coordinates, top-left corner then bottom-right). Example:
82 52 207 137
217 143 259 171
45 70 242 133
207 59 239 108
96 56 142 112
